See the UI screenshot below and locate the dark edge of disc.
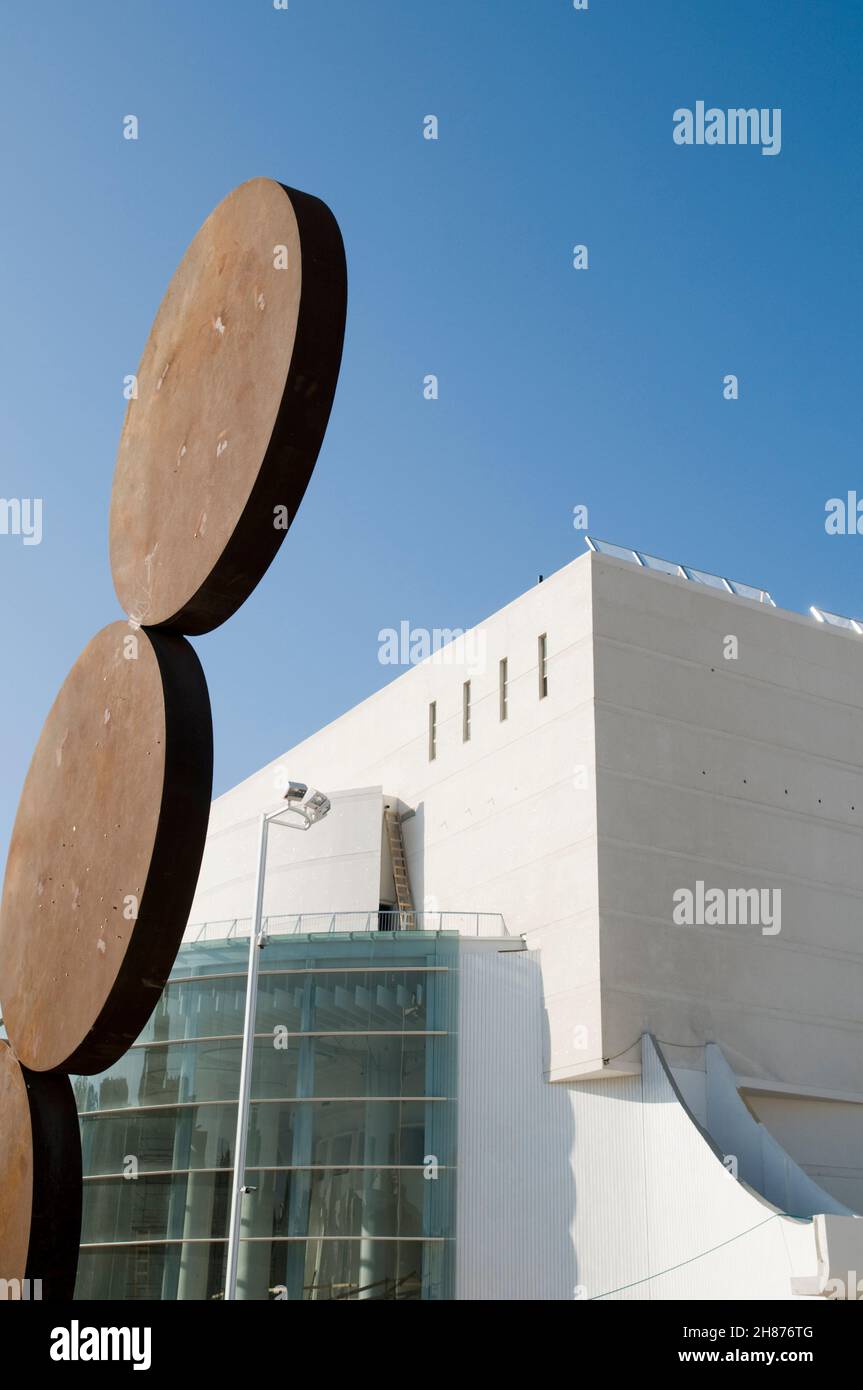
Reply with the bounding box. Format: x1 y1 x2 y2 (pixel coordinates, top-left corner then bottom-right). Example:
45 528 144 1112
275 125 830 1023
158 183 348 635
62 627 214 1074
23 1065 82 1301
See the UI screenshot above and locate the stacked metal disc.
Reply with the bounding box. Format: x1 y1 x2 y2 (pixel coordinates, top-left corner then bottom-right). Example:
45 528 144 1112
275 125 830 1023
0 178 347 1299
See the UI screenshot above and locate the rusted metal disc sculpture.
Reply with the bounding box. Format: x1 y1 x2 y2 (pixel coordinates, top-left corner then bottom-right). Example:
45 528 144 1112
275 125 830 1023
0 175 347 1299
0 1043 82 1301
109 177 347 634
0 622 213 1074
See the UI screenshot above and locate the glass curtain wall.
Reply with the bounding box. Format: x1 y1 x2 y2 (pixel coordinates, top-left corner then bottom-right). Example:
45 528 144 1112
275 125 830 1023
73 931 458 1300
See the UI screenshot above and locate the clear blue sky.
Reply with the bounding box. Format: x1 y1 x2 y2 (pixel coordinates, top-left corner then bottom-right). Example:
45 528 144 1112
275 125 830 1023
0 0 860 865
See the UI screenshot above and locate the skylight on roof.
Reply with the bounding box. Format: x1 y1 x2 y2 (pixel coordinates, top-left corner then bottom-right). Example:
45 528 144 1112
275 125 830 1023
681 565 731 592
810 607 863 635
584 536 776 606
639 553 685 578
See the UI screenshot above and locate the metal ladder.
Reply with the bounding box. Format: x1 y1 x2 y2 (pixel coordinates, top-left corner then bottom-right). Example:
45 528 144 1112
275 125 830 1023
384 805 414 925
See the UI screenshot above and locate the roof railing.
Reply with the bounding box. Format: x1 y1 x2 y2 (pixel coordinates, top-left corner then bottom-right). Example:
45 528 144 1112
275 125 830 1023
185 909 508 944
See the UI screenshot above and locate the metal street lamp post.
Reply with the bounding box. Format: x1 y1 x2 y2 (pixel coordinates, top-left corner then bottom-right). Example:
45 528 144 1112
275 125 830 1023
224 782 331 1301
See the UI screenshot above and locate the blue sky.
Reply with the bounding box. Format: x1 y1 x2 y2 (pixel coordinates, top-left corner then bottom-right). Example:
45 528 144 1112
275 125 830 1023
0 0 860 861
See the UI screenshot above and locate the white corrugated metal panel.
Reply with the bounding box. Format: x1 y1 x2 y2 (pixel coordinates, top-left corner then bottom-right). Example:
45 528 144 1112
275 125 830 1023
456 954 820 1300
633 1037 816 1301
567 1067 648 1301
457 947 575 1299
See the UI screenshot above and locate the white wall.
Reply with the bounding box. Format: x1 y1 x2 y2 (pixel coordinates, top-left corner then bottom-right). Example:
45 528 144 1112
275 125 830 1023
187 547 863 1104
186 785 385 928
456 946 819 1300
185 556 601 1078
591 552 863 1099
179 547 863 1294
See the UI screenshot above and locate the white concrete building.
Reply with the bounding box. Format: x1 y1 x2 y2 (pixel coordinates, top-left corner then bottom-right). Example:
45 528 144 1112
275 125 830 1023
166 543 863 1298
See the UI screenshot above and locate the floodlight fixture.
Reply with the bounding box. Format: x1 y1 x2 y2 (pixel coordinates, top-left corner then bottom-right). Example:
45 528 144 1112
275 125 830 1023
282 780 308 802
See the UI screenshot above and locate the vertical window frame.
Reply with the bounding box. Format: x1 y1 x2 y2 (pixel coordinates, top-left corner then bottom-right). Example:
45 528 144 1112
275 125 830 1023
538 633 548 699
499 657 508 721
462 681 471 743
429 700 437 761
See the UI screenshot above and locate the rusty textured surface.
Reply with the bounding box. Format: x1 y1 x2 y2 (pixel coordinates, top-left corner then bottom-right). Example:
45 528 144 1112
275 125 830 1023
109 176 347 634
0 1043 82 1301
0 621 213 1074
0 1042 32 1290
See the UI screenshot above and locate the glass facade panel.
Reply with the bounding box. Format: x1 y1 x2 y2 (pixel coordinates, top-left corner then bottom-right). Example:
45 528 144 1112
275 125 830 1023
73 931 458 1301
75 1031 442 1112
75 1242 227 1302
127 967 437 1044
82 1172 231 1244
74 1039 244 1111
80 1103 238 1175
249 1032 437 1101
75 1238 444 1302
77 1160 453 1291
239 1237 444 1301
255 968 434 1033
136 977 248 1043
246 1098 431 1168
236 1166 452 1243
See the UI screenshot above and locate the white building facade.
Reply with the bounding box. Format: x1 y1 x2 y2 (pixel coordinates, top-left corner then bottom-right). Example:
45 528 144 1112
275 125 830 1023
78 546 863 1299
